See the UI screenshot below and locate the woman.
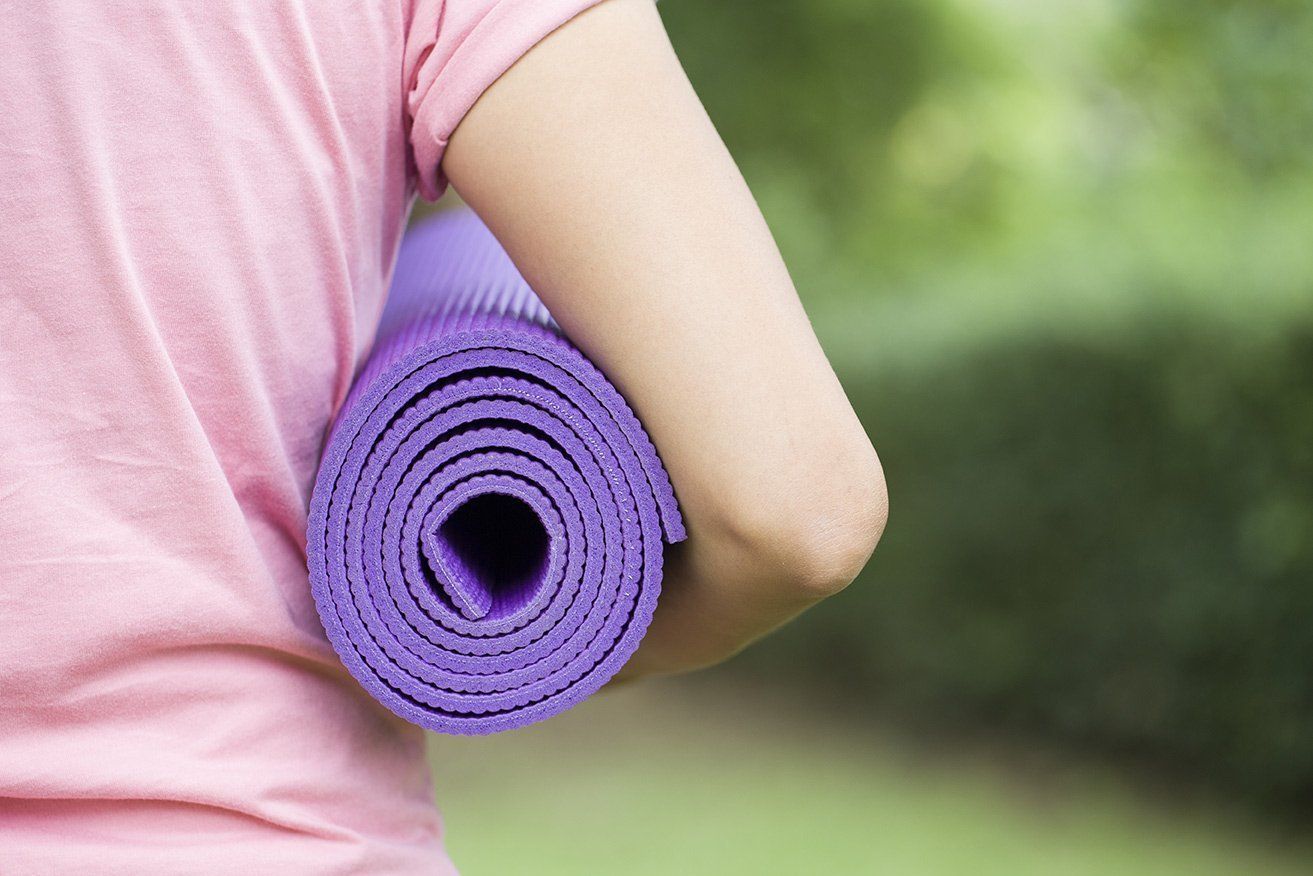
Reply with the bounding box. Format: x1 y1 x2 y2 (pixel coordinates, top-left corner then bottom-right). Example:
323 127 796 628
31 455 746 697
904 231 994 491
0 0 886 871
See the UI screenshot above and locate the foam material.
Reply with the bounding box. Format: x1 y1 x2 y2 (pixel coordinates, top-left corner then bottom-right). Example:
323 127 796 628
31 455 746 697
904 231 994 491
307 209 685 734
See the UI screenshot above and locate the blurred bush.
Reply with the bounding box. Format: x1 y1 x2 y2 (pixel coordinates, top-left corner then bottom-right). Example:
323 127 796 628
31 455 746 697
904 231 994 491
768 296 1313 807
657 0 1313 806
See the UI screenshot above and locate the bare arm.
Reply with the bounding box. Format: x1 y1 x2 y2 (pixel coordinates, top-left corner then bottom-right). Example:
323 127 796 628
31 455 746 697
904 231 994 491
443 0 887 679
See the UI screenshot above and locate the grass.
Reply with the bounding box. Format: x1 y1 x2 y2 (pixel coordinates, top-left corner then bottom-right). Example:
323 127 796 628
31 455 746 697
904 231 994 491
427 676 1310 875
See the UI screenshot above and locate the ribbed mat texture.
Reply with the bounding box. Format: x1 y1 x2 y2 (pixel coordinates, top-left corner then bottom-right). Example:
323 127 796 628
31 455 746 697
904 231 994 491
307 209 685 734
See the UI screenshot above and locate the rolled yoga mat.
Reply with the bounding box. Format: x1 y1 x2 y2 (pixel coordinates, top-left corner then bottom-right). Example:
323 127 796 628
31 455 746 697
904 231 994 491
307 209 685 734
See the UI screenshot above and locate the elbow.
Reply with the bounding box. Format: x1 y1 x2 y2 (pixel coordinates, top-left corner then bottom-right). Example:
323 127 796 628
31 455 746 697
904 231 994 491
788 458 888 599
723 443 888 601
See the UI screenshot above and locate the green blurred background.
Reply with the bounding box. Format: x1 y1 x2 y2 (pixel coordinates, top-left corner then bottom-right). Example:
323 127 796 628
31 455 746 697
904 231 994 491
425 0 1313 872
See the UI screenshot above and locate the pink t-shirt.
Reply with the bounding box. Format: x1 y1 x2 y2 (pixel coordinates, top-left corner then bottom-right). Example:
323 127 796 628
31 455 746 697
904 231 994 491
0 1 603 872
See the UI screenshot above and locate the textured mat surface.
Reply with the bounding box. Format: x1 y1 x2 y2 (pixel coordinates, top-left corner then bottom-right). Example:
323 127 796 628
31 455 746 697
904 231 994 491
308 209 685 734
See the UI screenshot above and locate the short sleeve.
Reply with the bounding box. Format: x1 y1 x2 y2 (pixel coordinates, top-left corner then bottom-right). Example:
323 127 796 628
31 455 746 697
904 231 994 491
403 0 608 201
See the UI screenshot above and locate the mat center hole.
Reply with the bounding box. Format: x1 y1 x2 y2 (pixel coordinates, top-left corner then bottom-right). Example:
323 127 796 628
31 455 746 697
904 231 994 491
427 492 551 621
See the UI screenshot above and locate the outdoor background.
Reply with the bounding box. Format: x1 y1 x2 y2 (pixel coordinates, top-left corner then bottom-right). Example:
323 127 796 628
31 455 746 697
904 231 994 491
422 0 1313 872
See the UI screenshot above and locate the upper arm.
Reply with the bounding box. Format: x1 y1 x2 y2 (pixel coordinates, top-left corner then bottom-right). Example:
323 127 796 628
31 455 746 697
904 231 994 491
443 0 885 561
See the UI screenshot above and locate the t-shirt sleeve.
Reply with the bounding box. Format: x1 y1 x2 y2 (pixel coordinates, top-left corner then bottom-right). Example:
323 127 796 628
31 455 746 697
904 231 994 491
404 0 608 201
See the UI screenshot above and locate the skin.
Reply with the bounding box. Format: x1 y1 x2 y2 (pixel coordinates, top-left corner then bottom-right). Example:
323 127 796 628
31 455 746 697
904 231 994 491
444 0 887 680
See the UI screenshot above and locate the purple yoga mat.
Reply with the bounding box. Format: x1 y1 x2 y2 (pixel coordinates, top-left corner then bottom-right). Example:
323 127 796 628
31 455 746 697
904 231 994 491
307 209 685 734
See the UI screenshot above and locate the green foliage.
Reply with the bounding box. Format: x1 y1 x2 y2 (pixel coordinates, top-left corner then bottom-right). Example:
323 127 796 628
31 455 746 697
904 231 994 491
658 0 1313 806
662 0 1313 285
798 300 1313 805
